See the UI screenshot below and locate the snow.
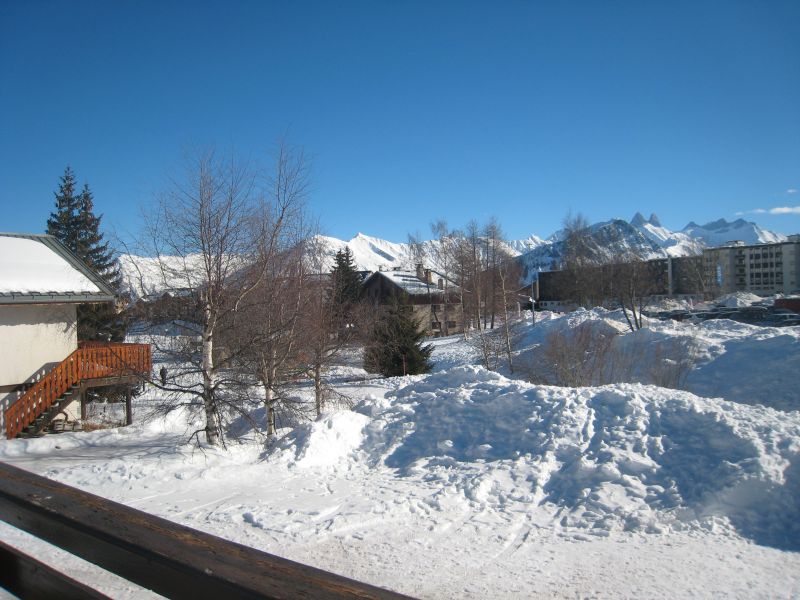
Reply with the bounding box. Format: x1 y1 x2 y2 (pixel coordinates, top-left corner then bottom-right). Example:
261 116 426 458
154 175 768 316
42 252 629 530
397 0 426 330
0 236 103 295
313 233 416 273
118 253 209 299
682 219 787 247
1 311 799 597
636 221 703 257
373 269 457 296
715 291 764 308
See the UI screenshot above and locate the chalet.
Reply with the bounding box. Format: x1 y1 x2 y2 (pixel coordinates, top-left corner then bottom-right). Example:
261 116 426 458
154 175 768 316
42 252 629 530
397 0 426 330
362 264 463 336
0 233 151 438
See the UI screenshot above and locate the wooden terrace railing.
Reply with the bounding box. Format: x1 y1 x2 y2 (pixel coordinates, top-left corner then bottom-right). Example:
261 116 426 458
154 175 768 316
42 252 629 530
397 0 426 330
0 462 412 599
4 343 152 439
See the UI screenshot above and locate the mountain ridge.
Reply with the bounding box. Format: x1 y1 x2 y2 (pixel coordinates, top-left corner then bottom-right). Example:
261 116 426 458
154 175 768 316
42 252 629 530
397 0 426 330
119 215 790 297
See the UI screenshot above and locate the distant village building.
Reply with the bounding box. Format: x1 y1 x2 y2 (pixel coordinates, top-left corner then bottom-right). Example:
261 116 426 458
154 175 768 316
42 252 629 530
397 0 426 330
702 236 800 296
536 255 707 312
535 237 800 311
362 264 464 336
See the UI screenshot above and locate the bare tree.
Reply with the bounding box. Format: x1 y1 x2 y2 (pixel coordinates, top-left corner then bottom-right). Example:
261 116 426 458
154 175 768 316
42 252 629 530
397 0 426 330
449 228 471 339
143 148 257 446
429 220 459 336
557 211 599 309
611 257 663 332
225 143 313 437
497 251 523 373
297 236 363 418
142 142 313 446
407 231 426 269
465 220 484 333
483 218 504 330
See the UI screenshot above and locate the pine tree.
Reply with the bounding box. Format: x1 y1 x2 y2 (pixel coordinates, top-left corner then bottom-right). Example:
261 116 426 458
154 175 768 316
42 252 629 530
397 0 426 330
76 184 126 341
47 168 126 341
330 247 362 306
46 167 81 252
363 303 433 377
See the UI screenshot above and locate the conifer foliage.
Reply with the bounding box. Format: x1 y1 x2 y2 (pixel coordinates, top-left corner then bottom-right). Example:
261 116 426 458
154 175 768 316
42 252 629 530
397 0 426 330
46 167 81 252
364 303 433 377
47 167 126 341
330 247 362 307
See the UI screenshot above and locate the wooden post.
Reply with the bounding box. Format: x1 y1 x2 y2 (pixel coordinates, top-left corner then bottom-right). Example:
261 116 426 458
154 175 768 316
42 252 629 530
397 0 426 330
80 385 87 421
125 387 132 426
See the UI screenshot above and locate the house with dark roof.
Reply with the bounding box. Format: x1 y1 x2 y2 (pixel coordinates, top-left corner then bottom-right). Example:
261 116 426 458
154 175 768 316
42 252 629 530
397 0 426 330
0 233 150 438
362 263 464 337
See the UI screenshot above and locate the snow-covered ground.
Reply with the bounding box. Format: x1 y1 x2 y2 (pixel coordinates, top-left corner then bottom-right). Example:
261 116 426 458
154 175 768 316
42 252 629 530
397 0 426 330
1 312 799 598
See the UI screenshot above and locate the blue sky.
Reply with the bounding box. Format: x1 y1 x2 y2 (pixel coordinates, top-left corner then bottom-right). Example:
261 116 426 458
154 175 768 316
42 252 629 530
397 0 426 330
1 1 799 246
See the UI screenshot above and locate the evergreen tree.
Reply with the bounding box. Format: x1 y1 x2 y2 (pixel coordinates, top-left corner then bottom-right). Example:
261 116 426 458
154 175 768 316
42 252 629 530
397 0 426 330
46 166 81 251
76 184 126 341
47 168 126 341
330 247 362 306
363 303 433 377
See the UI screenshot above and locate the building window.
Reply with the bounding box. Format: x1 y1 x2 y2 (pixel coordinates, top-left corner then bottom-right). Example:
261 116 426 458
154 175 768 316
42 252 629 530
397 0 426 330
431 322 441 330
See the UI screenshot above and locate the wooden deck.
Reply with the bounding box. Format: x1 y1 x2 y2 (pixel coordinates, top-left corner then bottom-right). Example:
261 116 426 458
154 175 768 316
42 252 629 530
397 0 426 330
4 343 151 439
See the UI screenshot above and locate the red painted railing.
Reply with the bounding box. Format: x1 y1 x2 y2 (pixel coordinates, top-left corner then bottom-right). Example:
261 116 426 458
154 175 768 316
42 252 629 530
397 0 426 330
4 343 151 439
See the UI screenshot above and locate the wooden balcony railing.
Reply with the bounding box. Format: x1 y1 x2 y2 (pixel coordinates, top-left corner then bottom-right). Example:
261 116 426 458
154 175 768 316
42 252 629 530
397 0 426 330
4 343 152 439
0 462 412 599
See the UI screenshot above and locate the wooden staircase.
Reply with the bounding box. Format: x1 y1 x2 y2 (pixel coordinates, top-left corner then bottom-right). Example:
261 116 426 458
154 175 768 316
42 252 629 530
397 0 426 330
4 343 152 439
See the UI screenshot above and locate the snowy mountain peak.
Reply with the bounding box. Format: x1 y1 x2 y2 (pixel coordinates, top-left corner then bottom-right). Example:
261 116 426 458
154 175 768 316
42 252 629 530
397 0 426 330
507 234 547 254
631 212 663 228
682 218 787 246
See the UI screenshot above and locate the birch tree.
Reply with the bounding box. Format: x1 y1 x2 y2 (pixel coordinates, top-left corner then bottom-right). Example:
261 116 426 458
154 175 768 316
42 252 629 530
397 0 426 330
145 148 256 446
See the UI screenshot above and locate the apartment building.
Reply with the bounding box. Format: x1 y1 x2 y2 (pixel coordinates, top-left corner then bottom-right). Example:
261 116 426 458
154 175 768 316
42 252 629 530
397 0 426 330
703 235 800 295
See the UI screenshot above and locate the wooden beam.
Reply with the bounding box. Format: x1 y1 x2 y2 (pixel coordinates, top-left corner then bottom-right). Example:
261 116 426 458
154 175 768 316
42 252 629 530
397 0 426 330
0 462 413 600
80 375 141 389
0 539 110 599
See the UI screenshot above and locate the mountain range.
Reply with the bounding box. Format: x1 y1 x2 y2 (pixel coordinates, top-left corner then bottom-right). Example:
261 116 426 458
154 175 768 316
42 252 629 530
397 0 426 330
119 215 788 297
313 215 786 283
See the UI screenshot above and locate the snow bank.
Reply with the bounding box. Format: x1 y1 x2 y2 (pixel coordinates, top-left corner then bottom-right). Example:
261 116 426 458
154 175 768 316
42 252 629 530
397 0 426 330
317 366 799 548
276 410 371 468
508 308 800 411
715 291 764 308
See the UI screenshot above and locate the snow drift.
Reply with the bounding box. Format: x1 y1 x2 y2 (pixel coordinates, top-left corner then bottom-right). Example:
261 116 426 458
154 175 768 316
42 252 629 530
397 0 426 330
275 366 800 550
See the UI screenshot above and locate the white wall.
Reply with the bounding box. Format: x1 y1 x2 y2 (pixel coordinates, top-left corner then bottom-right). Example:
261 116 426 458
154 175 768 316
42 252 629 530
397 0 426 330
0 304 78 433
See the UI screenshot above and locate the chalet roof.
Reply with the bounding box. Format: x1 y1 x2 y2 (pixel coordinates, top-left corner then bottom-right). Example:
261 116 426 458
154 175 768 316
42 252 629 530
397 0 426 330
0 233 116 304
365 269 459 296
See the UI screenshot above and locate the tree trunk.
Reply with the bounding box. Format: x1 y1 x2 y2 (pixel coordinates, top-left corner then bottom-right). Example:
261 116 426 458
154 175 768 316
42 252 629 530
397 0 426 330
314 361 323 417
264 383 276 436
500 269 514 374
202 316 220 446
262 349 277 436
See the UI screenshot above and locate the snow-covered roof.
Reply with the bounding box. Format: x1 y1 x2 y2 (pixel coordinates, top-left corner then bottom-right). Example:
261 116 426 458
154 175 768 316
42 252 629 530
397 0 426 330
0 233 116 304
367 269 459 296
